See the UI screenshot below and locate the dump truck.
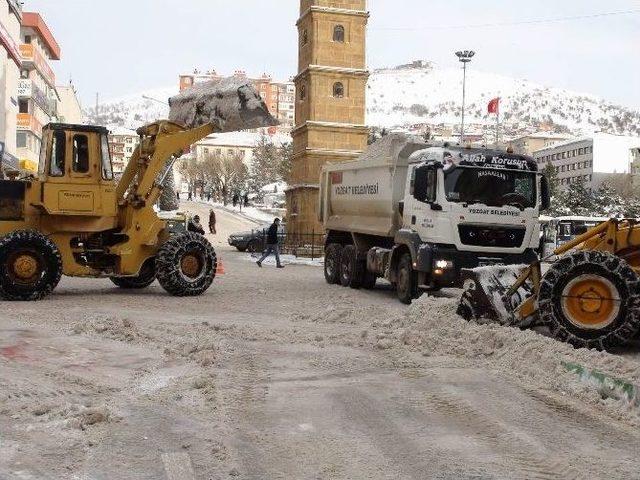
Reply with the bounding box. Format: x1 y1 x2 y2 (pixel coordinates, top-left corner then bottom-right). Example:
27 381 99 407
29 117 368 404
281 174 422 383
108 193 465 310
318 134 551 304
0 77 276 301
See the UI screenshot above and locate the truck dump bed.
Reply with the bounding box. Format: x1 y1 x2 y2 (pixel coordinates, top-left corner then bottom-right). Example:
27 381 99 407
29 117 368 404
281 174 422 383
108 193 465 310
319 134 427 237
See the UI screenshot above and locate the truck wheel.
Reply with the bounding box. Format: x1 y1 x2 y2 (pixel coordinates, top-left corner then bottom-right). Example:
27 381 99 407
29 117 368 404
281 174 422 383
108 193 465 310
324 243 342 284
362 266 377 290
0 230 62 301
339 245 362 288
156 232 217 297
397 253 417 305
110 258 156 289
538 251 640 350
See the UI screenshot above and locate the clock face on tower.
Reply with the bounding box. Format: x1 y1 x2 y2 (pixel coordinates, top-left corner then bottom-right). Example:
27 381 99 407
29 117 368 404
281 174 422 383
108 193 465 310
287 0 371 234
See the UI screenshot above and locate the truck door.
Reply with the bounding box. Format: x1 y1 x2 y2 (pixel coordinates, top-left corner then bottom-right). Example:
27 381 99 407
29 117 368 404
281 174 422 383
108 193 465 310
404 164 445 242
42 130 115 217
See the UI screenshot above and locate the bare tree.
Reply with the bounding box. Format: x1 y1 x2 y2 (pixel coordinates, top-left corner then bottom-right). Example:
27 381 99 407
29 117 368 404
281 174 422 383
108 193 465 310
202 152 248 206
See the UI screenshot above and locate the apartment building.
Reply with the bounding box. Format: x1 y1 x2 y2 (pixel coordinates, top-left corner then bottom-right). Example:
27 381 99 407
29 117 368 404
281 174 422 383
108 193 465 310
0 0 22 173
533 133 640 191
631 147 640 190
179 69 295 127
510 131 570 155
56 82 84 124
17 11 60 172
194 130 290 170
108 126 139 176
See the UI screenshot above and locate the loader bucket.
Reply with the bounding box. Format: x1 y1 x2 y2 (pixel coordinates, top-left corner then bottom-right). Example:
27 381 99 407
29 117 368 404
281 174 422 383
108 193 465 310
168 77 279 133
457 265 533 325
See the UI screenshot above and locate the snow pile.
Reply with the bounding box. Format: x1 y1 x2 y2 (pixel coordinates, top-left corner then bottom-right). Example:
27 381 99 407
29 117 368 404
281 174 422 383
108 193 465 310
168 77 278 132
386 295 640 424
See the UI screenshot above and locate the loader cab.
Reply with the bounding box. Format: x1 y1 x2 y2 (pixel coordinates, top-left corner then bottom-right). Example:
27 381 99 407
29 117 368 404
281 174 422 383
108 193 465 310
38 124 117 217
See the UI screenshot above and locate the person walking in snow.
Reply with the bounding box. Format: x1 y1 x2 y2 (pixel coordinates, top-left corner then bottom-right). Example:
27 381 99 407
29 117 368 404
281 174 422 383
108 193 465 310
209 209 217 235
243 193 249 207
256 218 284 269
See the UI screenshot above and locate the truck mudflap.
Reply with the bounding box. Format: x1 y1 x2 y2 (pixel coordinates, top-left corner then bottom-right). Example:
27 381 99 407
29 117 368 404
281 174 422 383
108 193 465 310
424 245 538 288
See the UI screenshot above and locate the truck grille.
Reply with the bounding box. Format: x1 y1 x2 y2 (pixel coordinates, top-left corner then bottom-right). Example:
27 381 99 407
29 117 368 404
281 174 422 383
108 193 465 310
458 225 526 248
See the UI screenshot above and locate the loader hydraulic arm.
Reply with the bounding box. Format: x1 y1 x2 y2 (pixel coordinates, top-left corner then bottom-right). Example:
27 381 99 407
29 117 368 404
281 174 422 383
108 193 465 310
115 121 217 208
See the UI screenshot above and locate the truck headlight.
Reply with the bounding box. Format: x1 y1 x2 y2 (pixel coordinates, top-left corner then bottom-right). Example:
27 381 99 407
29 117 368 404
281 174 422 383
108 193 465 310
435 260 454 270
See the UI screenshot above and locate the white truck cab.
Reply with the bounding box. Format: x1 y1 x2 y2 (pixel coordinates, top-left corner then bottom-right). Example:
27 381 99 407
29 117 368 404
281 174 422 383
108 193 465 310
319 136 550 304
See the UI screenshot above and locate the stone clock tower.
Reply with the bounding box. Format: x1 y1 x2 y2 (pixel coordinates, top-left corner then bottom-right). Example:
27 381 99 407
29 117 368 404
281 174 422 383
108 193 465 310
286 0 370 234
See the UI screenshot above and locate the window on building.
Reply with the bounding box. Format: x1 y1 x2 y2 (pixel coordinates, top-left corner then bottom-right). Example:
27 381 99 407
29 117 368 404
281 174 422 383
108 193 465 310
16 132 27 148
18 99 29 114
300 85 306 101
578 148 584 155
24 35 31 44
301 29 308 46
333 82 345 98
561 165 566 172
333 25 345 43
72 134 90 173
50 130 66 177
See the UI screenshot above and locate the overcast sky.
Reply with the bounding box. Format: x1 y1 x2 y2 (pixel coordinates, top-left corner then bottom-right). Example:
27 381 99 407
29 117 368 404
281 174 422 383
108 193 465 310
24 0 640 109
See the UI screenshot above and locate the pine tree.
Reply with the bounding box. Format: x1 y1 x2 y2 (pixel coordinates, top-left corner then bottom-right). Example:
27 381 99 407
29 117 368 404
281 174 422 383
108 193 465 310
593 181 624 217
249 134 280 193
276 142 293 183
552 177 595 216
543 159 560 200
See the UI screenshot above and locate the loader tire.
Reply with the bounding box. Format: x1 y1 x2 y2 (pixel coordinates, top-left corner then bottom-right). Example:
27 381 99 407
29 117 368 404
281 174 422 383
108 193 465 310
339 245 362 289
0 230 62 301
324 243 342 285
397 253 417 305
110 258 156 289
538 251 640 350
156 232 217 297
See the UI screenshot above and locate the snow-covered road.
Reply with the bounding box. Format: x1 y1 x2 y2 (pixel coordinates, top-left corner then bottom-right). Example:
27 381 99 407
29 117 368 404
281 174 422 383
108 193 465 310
1 203 639 479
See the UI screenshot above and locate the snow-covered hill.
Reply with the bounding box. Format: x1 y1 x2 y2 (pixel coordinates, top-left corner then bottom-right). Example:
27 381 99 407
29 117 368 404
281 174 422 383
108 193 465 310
86 61 640 137
367 61 640 136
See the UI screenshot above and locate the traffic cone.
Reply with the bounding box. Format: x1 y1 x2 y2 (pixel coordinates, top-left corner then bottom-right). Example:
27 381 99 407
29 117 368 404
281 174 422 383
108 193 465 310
215 259 226 275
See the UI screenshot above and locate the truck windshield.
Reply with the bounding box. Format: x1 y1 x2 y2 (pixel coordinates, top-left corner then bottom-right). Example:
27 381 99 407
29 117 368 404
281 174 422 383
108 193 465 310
445 167 537 209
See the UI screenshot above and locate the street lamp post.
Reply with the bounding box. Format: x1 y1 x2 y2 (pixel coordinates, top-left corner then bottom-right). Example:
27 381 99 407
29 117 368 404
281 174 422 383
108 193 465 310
455 50 475 144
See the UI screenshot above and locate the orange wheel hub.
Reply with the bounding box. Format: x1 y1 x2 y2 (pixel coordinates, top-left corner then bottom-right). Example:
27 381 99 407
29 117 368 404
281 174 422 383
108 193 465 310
561 274 620 330
180 253 202 279
9 253 40 283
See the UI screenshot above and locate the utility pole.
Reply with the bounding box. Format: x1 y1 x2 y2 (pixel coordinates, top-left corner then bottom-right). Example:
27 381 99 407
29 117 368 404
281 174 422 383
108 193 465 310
455 50 475 145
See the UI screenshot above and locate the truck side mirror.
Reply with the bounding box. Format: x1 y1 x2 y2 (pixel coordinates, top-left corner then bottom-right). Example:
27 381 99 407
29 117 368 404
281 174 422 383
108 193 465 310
540 176 551 211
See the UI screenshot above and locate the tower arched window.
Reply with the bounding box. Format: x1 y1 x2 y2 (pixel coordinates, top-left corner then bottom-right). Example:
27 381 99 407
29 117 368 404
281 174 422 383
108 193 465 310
333 25 345 43
333 82 344 98
301 29 308 46
300 85 306 101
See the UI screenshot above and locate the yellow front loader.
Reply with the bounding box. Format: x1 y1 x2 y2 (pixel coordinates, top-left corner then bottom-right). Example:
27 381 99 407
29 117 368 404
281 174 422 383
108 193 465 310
0 78 277 301
458 219 640 350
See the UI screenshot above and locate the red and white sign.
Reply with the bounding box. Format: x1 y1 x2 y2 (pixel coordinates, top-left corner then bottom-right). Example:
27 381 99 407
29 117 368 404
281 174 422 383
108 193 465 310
0 20 21 67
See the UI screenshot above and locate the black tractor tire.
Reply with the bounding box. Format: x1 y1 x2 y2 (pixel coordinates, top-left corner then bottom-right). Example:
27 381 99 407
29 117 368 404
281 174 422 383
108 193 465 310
538 250 640 350
156 232 217 297
324 243 343 285
0 230 63 301
339 245 363 289
110 258 156 289
397 253 418 305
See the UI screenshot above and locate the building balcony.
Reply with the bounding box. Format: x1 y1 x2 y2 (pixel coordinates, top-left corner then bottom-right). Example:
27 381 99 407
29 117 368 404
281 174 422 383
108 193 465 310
17 113 43 136
20 44 56 86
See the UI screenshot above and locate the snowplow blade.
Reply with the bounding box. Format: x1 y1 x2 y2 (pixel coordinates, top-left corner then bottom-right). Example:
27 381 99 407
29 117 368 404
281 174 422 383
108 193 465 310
168 77 279 133
457 265 533 325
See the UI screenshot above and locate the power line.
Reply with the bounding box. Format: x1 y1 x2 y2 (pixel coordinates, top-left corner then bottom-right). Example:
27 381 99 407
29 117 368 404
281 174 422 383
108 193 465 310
371 9 640 31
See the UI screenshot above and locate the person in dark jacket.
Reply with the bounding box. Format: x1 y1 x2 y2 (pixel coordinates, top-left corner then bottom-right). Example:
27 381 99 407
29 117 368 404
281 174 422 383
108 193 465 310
256 218 283 268
209 209 217 234
188 215 205 235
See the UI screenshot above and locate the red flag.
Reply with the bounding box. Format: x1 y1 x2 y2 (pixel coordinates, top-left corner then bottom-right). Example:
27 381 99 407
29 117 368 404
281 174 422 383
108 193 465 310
488 97 500 114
